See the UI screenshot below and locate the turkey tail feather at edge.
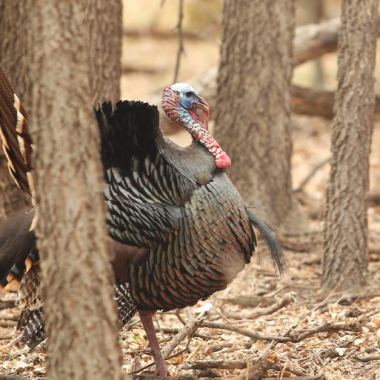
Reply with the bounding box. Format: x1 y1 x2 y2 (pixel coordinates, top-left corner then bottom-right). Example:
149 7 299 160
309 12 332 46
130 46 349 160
0 63 35 201
246 209 286 275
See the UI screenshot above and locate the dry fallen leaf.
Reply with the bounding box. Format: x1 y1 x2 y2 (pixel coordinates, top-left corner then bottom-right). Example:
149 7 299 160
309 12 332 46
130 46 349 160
335 347 346 356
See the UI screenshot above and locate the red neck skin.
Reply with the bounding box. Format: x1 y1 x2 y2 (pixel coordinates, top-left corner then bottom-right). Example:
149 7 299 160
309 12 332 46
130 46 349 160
162 87 231 169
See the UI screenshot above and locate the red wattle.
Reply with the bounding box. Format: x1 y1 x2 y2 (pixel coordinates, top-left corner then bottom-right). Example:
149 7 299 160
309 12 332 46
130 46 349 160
216 153 231 169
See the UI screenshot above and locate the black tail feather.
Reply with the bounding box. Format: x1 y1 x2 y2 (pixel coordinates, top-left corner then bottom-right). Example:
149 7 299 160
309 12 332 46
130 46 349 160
246 209 286 275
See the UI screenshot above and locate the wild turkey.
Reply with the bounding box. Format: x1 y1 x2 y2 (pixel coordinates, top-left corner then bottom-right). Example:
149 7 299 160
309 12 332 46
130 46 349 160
0 64 284 376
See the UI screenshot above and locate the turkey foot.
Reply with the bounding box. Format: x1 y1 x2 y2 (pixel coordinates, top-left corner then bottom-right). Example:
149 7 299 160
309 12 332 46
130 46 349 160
138 310 167 377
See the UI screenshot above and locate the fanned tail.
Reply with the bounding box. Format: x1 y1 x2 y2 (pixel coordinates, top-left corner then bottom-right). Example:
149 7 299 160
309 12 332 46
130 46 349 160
246 209 286 275
0 63 35 202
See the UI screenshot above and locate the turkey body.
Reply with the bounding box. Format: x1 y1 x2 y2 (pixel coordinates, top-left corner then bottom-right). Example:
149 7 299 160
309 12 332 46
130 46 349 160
109 166 254 312
101 102 256 312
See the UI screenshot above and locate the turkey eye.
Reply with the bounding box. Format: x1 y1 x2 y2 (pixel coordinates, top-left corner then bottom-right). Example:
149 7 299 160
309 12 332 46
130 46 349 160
185 92 193 98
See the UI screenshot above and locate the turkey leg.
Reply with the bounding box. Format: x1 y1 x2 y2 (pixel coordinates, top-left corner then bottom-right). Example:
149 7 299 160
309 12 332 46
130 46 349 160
138 310 167 376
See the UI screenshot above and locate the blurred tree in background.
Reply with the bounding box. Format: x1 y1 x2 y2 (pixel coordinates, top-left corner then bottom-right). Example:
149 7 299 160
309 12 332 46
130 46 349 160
215 0 300 230
322 0 379 292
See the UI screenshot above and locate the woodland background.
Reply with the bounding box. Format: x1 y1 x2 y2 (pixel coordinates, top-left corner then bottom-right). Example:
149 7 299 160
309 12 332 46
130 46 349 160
1 0 380 379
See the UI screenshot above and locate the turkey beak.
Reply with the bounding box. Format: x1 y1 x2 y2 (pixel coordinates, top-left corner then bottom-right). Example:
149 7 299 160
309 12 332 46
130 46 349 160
195 96 209 130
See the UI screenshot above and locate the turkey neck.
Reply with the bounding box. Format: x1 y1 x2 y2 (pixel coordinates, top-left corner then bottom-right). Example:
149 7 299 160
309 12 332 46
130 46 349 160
159 134 216 186
162 91 231 169
177 105 231 170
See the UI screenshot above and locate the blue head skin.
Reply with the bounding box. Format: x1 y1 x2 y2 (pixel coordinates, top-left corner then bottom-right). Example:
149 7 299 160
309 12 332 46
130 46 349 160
170 83 209 128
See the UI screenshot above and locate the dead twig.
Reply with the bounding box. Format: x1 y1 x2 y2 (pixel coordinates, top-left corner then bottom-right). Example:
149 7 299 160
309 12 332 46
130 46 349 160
293 157 330 193
354 354 380 362
175 309 187 326
162 308 200 358
132 346 191 375
173 0 184 83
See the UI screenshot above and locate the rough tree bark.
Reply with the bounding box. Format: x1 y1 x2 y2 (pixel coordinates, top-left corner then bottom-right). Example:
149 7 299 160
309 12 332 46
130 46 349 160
322 0 378 292
23 0 123 379
214 0 296 227
0 1 29 219
86 0 122 104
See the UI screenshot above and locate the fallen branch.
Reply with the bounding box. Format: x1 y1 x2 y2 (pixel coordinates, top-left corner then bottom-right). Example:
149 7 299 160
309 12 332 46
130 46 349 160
132 347 190 375
132 375 197 380
186 360 247 370
293 18 341 65
277 237 313 253
199 321 360 344
0 301 16 309
354 354 380 363
154 327 210 339
0 312 19 321
222 294 293 320
220 295 276 308
161 309 200 358
235 358 275 380
293 85 380 120
0 319 16 327
0 334 14 340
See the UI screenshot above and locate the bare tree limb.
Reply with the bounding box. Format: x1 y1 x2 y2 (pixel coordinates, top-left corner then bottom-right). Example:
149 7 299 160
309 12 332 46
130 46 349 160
293 157 331 192
173 0 185 83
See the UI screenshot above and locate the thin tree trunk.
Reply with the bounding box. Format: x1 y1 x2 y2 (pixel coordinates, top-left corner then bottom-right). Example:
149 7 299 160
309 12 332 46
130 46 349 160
297 0 325 87
0 1 30 219
322 0 378 292
215 0 296 227
24 1 123 378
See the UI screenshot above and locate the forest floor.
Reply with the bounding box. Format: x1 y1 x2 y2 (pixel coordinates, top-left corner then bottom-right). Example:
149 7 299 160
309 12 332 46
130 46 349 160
1 115 380 380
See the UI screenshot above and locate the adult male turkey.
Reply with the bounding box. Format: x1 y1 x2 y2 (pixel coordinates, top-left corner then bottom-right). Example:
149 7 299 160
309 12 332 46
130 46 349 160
0 65 284 376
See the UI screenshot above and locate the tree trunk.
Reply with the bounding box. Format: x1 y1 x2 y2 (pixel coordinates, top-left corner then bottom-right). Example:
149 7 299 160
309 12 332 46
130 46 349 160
0 1 30 219
322 0 378 292
24 1 123 378
86 0 122 104
215 0 296 228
